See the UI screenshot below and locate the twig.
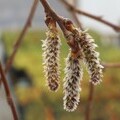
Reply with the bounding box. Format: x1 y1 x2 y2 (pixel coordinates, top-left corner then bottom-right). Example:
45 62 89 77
85 83 94 120
4 0 39 73
0 62 18 120
60 0 83 29
60 0 120 32
39 0 81 54
39 0 68 36
102 62 120 68
45 107 55 120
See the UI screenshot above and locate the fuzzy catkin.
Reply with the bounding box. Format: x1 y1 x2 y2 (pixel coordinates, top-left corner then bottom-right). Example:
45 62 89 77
63 52 83 112
73 29 103 85
42 29 61 91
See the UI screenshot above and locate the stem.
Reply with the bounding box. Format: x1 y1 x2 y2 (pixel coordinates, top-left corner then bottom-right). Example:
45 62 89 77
102 62 120 68
85 83 94 120
5 0 39 73
0 62 18 120
60 0 120 32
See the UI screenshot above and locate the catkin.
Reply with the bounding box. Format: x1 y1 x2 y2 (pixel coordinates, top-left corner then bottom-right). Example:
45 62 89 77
73 29 103 85
63 52 83 112
42 28 61 91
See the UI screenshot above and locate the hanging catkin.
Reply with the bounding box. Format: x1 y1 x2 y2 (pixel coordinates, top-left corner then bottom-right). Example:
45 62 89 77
42 22 61 91
63 51 83 112
73 29 103 85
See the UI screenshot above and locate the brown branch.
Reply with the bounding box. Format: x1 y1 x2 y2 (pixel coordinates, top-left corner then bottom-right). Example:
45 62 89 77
45 107 55 120
39 0 80 54
4 0 39 73
85 83 94 120
0 62 18 120
60 0 120 32
102 62 120 68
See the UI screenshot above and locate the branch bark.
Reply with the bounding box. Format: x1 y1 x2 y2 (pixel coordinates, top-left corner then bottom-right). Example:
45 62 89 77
102 62 120 68
0 62 18 120
40 0 68 36
85 83 94 120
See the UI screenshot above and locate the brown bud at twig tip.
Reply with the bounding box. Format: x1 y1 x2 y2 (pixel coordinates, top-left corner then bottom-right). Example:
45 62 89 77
63 18 75 32
63 51 83 112
42 20 61 91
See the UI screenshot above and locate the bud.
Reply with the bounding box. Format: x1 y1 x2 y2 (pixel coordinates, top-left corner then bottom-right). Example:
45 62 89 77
63 51 83 112
42 24 61 91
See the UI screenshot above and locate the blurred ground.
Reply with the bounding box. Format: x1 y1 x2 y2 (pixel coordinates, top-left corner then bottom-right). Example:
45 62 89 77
0 29 120 120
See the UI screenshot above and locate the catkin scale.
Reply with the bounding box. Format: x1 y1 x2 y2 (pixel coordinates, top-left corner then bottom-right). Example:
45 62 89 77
42 28 61 91
63 52 83 112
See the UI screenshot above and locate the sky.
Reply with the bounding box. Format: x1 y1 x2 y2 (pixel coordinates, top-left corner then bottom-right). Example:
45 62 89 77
0 0 120 34
80 0 120 34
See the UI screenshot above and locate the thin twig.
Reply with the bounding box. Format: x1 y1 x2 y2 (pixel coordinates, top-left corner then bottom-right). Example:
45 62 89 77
4 0 39 73
60 0 120 32
85 83 94 120
0 62 18 120
60 0 83 29
102 62 120 68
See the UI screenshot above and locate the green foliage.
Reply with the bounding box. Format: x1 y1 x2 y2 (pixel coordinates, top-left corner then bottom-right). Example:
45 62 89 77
3 30 120 120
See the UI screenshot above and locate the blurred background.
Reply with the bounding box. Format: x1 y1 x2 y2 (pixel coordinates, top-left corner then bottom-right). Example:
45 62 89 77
0 0 120 120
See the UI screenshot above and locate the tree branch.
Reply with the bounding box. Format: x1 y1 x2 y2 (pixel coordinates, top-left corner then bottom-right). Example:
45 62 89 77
0 62 18 120
4 0 39 73
102 62 120 68
60 0 120 32
85 83 94 120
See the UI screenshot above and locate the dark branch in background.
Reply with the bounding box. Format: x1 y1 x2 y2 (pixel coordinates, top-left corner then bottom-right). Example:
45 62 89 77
102 62 120 68
4 0 39 73
0 62 18 120
85 83 94 120
0 0 38 118
60 0 120 32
